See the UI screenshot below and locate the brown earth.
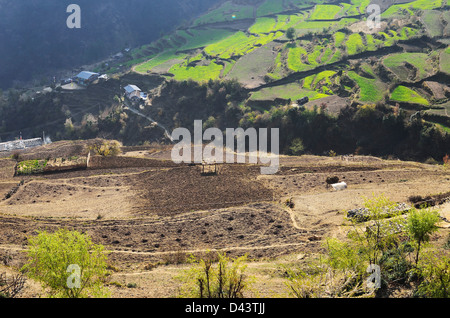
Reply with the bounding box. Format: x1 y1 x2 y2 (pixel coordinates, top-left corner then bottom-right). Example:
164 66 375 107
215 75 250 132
0 141 449 298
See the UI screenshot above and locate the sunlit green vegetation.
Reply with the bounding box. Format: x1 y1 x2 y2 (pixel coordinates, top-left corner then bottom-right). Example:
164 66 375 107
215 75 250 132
169 60 223 81
390 85 430 105
346 33 365 55
287 46 312 72
348 71 385 102
310 5 342 20
178 28 235 51
249 17 277 34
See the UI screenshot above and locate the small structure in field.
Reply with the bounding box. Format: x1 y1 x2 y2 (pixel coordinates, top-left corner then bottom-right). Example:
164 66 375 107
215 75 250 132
74 71 99 86
124 84 142 101
201 160 219 176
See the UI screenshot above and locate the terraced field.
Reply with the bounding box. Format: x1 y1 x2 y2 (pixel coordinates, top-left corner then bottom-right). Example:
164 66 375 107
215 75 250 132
126 0 448 113
383 52 436 82
390 85 430 106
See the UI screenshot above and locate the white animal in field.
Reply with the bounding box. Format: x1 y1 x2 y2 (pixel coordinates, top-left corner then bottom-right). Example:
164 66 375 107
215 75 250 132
331 182 347 191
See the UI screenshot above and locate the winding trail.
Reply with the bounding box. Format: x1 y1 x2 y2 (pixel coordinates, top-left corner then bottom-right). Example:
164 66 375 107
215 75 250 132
124 105 174 143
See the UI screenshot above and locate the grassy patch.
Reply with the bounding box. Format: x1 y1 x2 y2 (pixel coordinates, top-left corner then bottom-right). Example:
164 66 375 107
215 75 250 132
178 28 235 51
287 46 312 72
250 82 330 101
422 10 444 37
249 17 277 34
134 50 186 73
334 32 346 48
303 70 336 89
348 71 385 102
204 31 281 59
310 5 342 20
390 85 429 106
383 52 434 81
440 47 450 74
382 0 443 18
346 33 365 55
168 60 223 82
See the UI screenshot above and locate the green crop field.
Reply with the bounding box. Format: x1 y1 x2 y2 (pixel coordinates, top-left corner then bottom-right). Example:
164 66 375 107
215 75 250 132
178 28 235 51
168 60 223 81
249 17 277 34
287 46 313 72
351 0 370 13
134 50 186 73
274 14 304 32
390 85 429 106
250 82 330 102
204 31 255 58
204 31 281 59
310 5 342 20
422 10 444 37
346 33 365 55
334 32 346 47
440 46 450 74
383 52 434 81
348 71 385 103
382 0 444 18
303 70 336 90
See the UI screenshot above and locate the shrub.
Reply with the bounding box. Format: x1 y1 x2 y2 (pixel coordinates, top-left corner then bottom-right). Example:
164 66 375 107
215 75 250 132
177 252 252 298
284 255 373 298
289 138 305 156
406 208 440 265
347 194 404 266
416 250 450 298
89 140 122 157
286 27 296 41
21 229 110 298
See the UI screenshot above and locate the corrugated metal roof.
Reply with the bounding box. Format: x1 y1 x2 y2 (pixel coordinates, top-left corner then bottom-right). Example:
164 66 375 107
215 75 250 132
76 71 99 80
124 84 141 93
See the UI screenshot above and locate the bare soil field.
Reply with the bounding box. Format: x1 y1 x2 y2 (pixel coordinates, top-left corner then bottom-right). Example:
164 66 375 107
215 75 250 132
0 140 449 298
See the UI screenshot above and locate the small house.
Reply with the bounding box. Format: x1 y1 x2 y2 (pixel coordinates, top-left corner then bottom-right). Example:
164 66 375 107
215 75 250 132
74 71 100 86
124 84 142 100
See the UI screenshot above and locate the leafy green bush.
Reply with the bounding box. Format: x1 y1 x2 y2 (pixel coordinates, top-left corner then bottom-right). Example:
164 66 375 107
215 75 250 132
416 250 450 298
16 159 48 175
289 138 305 155
177 252 252 298
21 229 110 298
406 208 440 264
89 140 122 157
